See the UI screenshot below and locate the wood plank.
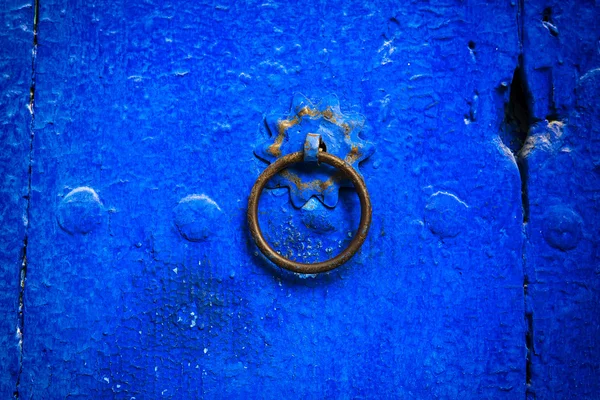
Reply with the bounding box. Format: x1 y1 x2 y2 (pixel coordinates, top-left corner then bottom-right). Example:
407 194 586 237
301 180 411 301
0 0 34 397
22 0 525 397
520 1 600 397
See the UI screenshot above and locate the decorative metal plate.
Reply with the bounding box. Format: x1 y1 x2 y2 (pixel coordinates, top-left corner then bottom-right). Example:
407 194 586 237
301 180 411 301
254 94 374 208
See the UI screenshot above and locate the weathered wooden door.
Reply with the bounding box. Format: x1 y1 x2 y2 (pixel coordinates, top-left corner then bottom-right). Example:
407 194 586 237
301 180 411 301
1 0 598 398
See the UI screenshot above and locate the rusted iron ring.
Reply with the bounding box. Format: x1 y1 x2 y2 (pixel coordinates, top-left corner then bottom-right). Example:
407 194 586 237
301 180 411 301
247 151 372 274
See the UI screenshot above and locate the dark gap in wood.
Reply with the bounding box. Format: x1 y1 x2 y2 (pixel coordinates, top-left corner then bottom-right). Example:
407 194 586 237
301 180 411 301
15 0 39 398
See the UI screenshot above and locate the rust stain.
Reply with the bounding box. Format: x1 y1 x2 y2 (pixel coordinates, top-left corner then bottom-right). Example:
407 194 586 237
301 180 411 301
278 117 300 135
318 172 344 191
267 105 354 162
267 107 320 157
279 170 304 188
280 170 325 191
297 106 319 118
316 106 351 138
345 145 361 164
267 116 299 157
319 178 335 191
341 123 351 137
322 107 334 121
279 170 342 192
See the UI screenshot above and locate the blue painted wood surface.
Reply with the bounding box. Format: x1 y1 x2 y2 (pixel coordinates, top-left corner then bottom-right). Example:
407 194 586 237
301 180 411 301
521 1 600 397
0 0 597 398
0 0 34 396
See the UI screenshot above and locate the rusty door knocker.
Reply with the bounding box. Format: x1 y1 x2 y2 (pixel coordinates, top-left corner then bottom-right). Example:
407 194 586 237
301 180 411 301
247 142 372 274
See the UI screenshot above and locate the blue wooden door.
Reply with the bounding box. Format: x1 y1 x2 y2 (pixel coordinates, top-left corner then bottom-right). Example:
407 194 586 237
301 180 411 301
1 0 598 398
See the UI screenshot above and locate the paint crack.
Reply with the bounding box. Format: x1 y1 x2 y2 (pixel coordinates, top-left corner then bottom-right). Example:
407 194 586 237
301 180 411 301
14 0 39 398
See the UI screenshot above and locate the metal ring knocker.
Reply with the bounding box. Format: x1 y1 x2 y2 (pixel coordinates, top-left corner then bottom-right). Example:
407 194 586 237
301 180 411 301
247 150 372 274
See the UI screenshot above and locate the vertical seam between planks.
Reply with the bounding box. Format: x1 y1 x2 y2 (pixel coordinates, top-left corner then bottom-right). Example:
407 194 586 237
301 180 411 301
516 0 534 397
15 0 39 397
